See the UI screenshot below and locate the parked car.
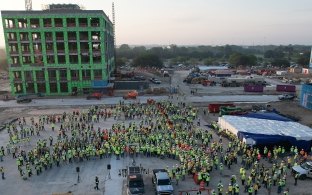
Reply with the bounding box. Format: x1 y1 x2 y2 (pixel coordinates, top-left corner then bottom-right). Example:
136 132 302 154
127 166 145 195
133 76 146 81
150 78 161 84
16 96 32 103
278 94 296 101
292 161 312 179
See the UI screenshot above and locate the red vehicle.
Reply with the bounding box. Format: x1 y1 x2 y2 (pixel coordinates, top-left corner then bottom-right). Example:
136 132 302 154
86 92 102 100
123 90 138 100
208 103 235 113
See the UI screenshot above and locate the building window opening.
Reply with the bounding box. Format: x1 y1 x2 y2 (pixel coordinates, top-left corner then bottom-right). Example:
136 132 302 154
13 71 21 79
56 42 65 53
32 32 41 42
47 55 55 64
21 43 30 54
43 18 52 27
9 43 18 54
91 31 100 41
14 83 23 93
46 43 54 54
71 70 79 81
37 83 46 93
22 56 31 64
80 42 89 53
81 55 90 63
90 18 100 27
24 71 33 81
82 69 91 80
79 31 88 41
17 18 27 28
48 70 57 79
54 18 63 27
45 32 53 42
94 69 102 80
56 32 64 41
69 55 78 64
60 82 68 93
67 18 76 27
58 55 66 64
49 83 57 93
7 32 16 41
30 18 40 28
68 42 77 53
36 71 45 81
5 18 15 28
68 31 76 41
20 32 29 41
26 82 35 93
78 18 88 27
11 57 20 66
59 70 67 81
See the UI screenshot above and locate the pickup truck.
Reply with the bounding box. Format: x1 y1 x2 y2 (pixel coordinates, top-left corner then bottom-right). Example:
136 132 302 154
292 161 312 180
127 166 144 195
278 94 296 101
152 169 174 195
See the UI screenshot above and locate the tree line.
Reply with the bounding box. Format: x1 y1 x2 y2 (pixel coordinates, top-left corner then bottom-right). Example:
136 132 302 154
116 44 311 68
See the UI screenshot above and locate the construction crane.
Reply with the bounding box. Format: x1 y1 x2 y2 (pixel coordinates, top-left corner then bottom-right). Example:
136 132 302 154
112 2 117 74
112 2 116 48
25 0 32 11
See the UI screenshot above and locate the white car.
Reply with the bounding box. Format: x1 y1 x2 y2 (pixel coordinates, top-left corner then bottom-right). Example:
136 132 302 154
292 161 312 179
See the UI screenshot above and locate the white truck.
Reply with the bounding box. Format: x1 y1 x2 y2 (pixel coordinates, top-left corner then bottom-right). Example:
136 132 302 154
292 161 312 179
152 169 174 195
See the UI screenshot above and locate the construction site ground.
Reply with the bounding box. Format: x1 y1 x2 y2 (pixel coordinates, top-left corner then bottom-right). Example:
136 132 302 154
0 70 311 195
0 101 312 195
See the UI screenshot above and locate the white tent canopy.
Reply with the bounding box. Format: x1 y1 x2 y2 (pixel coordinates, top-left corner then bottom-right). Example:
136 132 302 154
218 115 312 141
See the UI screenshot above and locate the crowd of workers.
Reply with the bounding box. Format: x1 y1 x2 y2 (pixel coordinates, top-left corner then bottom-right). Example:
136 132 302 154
0 99 309 194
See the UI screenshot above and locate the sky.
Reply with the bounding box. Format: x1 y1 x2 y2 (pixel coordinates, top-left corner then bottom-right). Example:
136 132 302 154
0 0 312 47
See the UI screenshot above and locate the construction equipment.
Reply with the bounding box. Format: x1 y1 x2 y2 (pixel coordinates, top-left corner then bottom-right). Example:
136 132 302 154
86 92 102 100
123 90 138 100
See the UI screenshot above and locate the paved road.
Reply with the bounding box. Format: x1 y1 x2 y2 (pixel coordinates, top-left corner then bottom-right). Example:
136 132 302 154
0 95 280 108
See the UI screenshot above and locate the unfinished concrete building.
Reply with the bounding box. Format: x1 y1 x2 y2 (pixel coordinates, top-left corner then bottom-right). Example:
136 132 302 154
1 4 115 95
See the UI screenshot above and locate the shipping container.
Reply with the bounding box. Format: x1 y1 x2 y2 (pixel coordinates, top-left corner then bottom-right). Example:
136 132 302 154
276 85 296 92
244 85 264 92
300 84 312 110
208 103 235 113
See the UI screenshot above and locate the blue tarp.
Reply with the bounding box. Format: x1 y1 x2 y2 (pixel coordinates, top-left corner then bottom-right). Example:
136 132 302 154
240 112 293 122
238 131 312 151
92 80 108 88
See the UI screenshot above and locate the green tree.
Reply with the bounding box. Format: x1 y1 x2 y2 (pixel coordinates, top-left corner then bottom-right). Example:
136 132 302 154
204 58 214 65
297 51 310 67
115 57 127 67
229 53 257 67
132 53 163 68
271 59 290 67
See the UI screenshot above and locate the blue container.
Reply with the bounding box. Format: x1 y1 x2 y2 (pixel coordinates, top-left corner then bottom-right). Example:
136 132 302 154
300 84 312 110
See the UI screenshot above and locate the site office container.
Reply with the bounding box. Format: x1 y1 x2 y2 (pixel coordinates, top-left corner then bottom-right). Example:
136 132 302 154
244 85 264 92
300 84 312 110
208 103 235 113
276 85 296 92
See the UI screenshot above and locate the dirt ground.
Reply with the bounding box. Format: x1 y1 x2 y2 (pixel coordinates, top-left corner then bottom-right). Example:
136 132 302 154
269 101 312 127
